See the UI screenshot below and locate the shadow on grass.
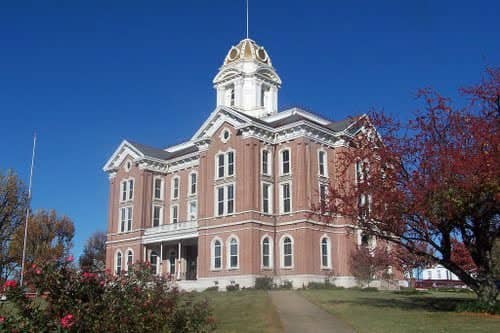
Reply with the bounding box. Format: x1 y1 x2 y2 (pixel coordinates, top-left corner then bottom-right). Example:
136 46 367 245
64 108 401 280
327 296 471 312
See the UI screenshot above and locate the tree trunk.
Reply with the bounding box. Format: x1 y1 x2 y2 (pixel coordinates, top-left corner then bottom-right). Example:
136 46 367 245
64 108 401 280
475 274 498 313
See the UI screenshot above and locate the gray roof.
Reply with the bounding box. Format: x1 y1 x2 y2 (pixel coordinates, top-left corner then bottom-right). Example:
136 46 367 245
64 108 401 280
127 141 197 161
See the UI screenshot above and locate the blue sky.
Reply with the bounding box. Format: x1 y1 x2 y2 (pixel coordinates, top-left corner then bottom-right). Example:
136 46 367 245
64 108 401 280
0 0 498 258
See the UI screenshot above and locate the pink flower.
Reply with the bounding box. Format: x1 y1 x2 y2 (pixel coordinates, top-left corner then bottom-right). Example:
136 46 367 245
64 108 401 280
60 314 75 329
0 316 5 324
82 272 97 280
35 268 42 275
65 255 74 262
4 280 17 289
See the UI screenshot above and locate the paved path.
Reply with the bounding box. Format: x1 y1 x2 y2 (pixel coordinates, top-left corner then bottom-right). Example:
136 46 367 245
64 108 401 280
269 291 354 333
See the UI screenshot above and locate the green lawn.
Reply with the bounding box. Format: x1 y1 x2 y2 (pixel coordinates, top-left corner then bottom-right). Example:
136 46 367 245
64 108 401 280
199 290 283 333
300 289 500 333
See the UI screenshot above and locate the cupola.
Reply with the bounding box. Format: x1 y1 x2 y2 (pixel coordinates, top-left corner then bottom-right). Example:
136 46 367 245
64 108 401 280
213 38 282 118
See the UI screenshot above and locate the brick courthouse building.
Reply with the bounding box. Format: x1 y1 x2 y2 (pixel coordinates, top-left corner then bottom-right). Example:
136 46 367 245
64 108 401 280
103 38 388 290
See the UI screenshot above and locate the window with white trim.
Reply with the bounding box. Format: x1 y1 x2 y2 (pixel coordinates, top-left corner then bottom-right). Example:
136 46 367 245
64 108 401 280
319 183 328 211
215 184 235 216
280 182 291 214
153 177 163 200
227 151 234 176
188 200 197 220
262 182 273 214
321 237 331 268
120 179 134 202
212 238 222 270
171 205 179 223
152 205 163 227
127 250 134 270
216 151 236 178
318 150 327 177
281 236 293 268
262 236 272 268
189 172 197 195
261 149 271 175
281 149 291 175
355 160 369 184
171 176 180 200
228 237 239 269
120 206 133 232
115 251 122 275
217 154 225 178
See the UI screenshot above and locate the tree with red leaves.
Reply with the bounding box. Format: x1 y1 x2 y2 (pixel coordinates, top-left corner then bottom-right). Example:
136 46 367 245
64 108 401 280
320 68 499 311
350 246 394 287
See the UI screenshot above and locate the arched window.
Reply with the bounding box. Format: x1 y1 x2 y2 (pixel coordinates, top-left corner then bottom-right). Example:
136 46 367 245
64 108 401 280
150 251 159 275
281 236 293 268
127 250 134 271
115 251 122 275
321 237 331 268
212 238 222 270
228 237 239 269
171 176 180 200
318 150 327 177
261 236 273 269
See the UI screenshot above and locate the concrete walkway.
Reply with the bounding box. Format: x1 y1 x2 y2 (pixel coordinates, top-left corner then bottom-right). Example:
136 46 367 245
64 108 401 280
269 291 354 333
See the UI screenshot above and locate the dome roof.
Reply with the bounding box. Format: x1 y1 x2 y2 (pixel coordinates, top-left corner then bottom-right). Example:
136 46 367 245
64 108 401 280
223 38 272 66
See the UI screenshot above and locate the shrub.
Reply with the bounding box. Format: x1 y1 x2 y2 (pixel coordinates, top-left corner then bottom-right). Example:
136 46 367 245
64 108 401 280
204 286 219 292
361 287 379 292
394 288 429 295
0 260 216 332
255 277 274 290
307 280 343 290
279 280 293 290
456 300 500 314
226 284 240 291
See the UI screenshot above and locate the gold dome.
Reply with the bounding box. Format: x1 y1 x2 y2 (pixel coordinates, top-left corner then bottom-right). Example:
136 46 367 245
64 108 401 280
223 38 271 66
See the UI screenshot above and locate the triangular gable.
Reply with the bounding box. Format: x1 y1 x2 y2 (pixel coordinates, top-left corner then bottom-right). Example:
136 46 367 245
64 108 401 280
102 140 144 172
191 106 255 140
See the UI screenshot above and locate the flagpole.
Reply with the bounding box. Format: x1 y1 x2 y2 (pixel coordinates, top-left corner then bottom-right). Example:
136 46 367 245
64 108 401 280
20 132 36 287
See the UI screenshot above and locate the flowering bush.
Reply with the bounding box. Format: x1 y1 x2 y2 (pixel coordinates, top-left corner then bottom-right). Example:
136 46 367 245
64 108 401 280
0 260 216 332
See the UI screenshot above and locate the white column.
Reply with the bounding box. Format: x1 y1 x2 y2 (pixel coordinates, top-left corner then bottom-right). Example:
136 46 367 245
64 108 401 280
160 242 163 276
143 246 147 262
177 241 182 280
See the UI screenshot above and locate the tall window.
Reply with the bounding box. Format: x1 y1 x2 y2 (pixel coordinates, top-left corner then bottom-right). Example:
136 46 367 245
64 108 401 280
150 252 159 275
169 251 176 274
227 151 234 176
319 183 328 211
212 239 222 270
355 160 369 184
228 237 239 269
318 150 327 176
171 205 179 223
281 149 290 175
115 251 122 274
188 200 197 220
217 154 225 178
282 236 293 268
171 177 180 199
216 184 235 216
216 151 235 178
128 179 134 200
121 179 134 201
127 250 133 270
120 207 133 232
261 149 271 175
281 183 291 214
189 172 197 195
262 182 272 214
321 237 331 268
153 178 163 200
152 205 162 227
262 237 271 268
230 88 235 106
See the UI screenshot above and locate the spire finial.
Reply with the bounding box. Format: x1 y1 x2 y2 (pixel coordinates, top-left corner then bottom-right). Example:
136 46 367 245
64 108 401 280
246 0 249 39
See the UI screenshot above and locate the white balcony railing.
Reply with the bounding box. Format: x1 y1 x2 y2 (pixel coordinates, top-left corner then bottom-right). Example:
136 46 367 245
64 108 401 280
143 220 198 244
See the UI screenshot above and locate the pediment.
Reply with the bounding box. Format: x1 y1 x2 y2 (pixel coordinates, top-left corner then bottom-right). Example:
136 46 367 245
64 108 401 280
191 106 254 141
103 140 143 172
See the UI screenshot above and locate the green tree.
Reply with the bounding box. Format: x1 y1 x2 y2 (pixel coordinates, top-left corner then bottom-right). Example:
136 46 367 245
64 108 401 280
0 170 28 279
